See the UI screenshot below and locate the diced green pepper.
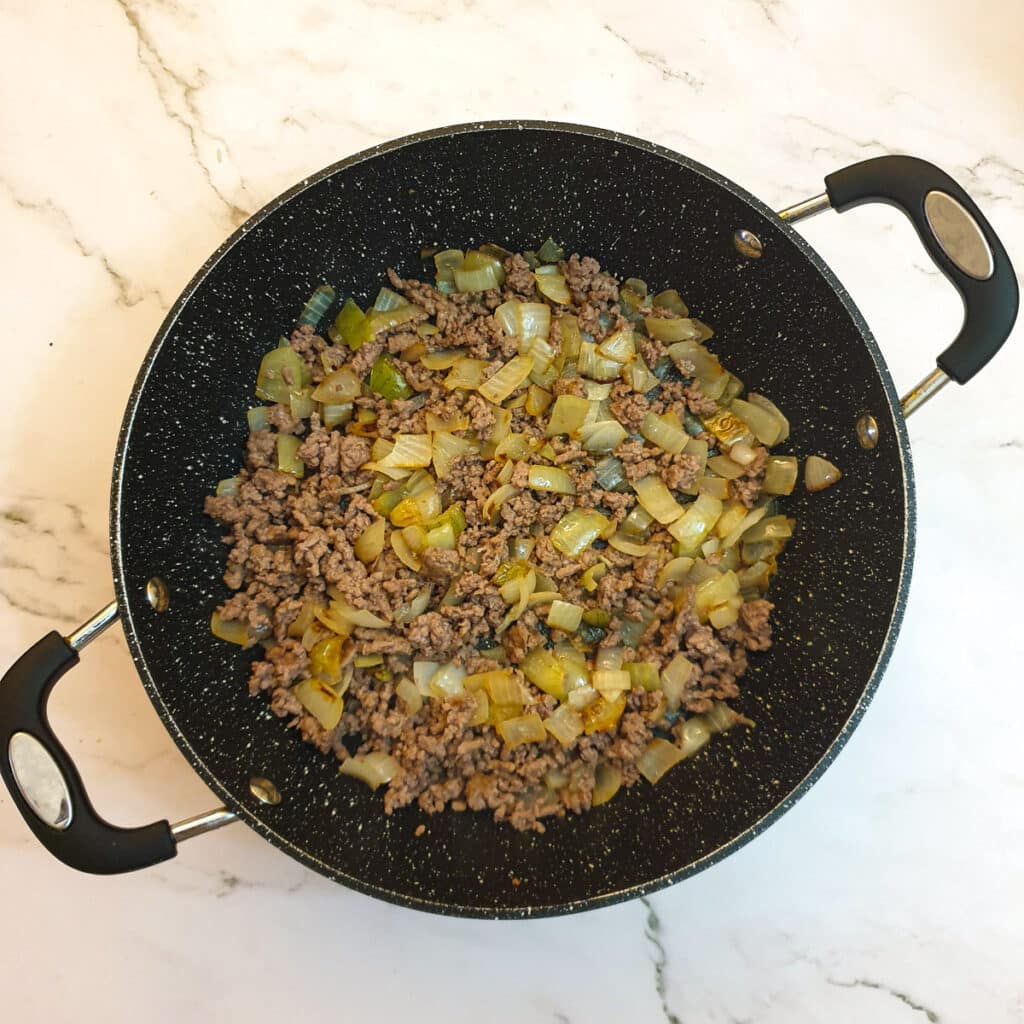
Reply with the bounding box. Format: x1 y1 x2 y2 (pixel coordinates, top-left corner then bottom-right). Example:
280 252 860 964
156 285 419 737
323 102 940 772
368 355 413 400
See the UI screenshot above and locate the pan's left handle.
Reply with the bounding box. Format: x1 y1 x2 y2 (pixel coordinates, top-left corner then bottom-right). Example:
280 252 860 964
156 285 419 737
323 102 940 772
0 601 237 874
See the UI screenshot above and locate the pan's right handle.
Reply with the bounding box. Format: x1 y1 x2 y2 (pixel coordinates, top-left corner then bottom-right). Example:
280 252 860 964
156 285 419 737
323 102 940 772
0 602 236 874
778 154 1019 415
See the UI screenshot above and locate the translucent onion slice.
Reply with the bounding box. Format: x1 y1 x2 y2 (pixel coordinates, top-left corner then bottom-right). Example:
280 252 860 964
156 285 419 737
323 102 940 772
395 586 432 625
546 394 590 436
550 508 610 557
546 600 583 633
668 494 723 554
655 556 694 589
497 712 547 748
624 355 660 394
632 475 685 524
640 411 687 455
413 660 441 694
678 717 712 758
651 289 689 316
609 533 655 557
592 669 632 695
525 384 553 416
294 678 345 730
706 455 746 481
339 752 402 790
625 662 661 691
762 455 799 496
581 694 626 734
494 300 551 340
592 762 623 806
520 647 566 700
746 392 790 443
434 249 464 284
428 663 466 699
211 610 253 646
353 517 386 563
444 358 488 391
661 653 695 711
527 465 577 495
544 704 584 746
644 316 712 344
378 433 432 469
637 738 686 783
742 514 795 544
579 419 628 453
311 366 362 403
469 689 490 726
805 455 842 492
277 434 304 478
432 431 477 478
454 264 500 292
390 530 422 571
721 507 767 549
535 266 571 305
730 398 783 446
396 677 423 715
597 327 636 364
475 669 526 707
421 349 469 371
482 483 520 520
478 354 534 403
667 341 729 399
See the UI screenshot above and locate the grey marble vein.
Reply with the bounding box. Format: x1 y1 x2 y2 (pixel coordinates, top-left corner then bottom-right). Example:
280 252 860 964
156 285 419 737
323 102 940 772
750 0 783 28
827 976 939 1022
0 179 160 308
112 0 251 226
603 25 703 90
641 897 683 1024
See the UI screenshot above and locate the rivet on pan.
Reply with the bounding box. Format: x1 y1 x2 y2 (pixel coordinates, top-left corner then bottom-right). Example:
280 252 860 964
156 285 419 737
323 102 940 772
733 229 763 259
145 577 169 612
856 413 880 450
249 776 282 805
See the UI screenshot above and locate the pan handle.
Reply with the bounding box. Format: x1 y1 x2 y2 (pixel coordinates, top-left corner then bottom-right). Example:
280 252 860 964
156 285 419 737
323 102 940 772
778 155 1019 415
0 602 236 874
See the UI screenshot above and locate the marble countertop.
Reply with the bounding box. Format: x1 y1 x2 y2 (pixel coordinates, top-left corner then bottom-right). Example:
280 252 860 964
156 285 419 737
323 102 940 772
2 1 1022 1021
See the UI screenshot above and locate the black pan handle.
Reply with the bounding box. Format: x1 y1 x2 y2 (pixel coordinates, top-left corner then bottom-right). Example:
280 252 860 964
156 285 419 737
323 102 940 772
0 605 177 873
780 155 1019 413
0 601 237 874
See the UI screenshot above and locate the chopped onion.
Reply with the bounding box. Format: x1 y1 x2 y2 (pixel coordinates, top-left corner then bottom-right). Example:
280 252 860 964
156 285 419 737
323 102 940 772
546 394 590 436
389 488 442 528
637 738 686 784
256 346 307 403
247 406 270 432
354 517 386 563
609 533 654 557
497 711 547 748
215 476 240 498
667 494 723 555
525 384 553 417
339 751 402 790
592 669 631 695
652 289 689 316
390 530 422 571
727 441 758 467
730 398 783 446
395 585 432 625
377 433 432 469
746 392 790 443
211 610 254 646
497 569 536 633
592 762 623 806
276 434 305 478
413 660 441 695
678 717 712 758
311 366 361 403
698 475 730 501
527 465 577 495
535 266 571 304
396 677 423 715
478 354 534 403
431 431 477 479
714 502 749 540
579 419 628 453
581 693 627 734
544 704 584 746
640 411 687 455
520 647 566 700
444 357 488 391
667 341 728 399
578 341 624 381
454 264 500 292
494 300 551 340
633 475 686 524
428 663 466 699
706 455 746 480
644 316 708 343
421 348 469 371
626 661 660 690
656 556 695 588
478 669 527 706
550 508 610 557
661 653 695 711
568 685 600 710
546 599 583 632
763 455 799 496
295 678 344 730
721 507 767 549
598 327 636 363
321 402 353 429
741 514 794 544
469 689 490 726
593 456 627 492
805 455 842 492
482 483 520 520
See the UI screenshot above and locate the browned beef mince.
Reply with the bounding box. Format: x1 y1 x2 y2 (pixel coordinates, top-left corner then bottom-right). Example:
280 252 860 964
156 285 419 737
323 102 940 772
205 249 783 832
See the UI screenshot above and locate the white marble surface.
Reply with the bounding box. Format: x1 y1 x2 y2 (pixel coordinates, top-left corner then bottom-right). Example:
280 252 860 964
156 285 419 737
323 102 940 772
1 1 1022 1021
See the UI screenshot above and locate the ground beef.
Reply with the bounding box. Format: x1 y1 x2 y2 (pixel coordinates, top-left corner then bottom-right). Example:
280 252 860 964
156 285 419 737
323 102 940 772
205 247 784 834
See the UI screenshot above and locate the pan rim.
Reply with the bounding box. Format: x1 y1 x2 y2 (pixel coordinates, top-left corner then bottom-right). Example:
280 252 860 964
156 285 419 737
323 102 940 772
110 119 916 919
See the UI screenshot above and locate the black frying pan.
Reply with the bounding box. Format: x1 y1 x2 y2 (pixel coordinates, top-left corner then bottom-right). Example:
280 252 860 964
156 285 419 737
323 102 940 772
1 122 1016 918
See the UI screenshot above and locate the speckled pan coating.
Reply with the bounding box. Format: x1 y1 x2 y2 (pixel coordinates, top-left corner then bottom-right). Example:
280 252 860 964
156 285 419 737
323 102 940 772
110 121 915 919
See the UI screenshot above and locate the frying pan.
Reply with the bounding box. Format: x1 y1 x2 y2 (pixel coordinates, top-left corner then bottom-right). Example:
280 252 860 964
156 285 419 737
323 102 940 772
0 122 1016 918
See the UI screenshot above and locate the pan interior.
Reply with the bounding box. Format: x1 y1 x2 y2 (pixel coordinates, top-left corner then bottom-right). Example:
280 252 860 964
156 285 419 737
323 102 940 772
112 123 912 917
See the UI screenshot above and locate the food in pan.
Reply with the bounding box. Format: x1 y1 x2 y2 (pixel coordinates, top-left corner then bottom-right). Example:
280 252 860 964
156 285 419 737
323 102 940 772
205 241 838 831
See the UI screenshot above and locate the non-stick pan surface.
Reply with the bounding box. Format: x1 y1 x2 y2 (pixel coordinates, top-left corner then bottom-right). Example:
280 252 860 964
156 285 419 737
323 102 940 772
111 122 913 917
